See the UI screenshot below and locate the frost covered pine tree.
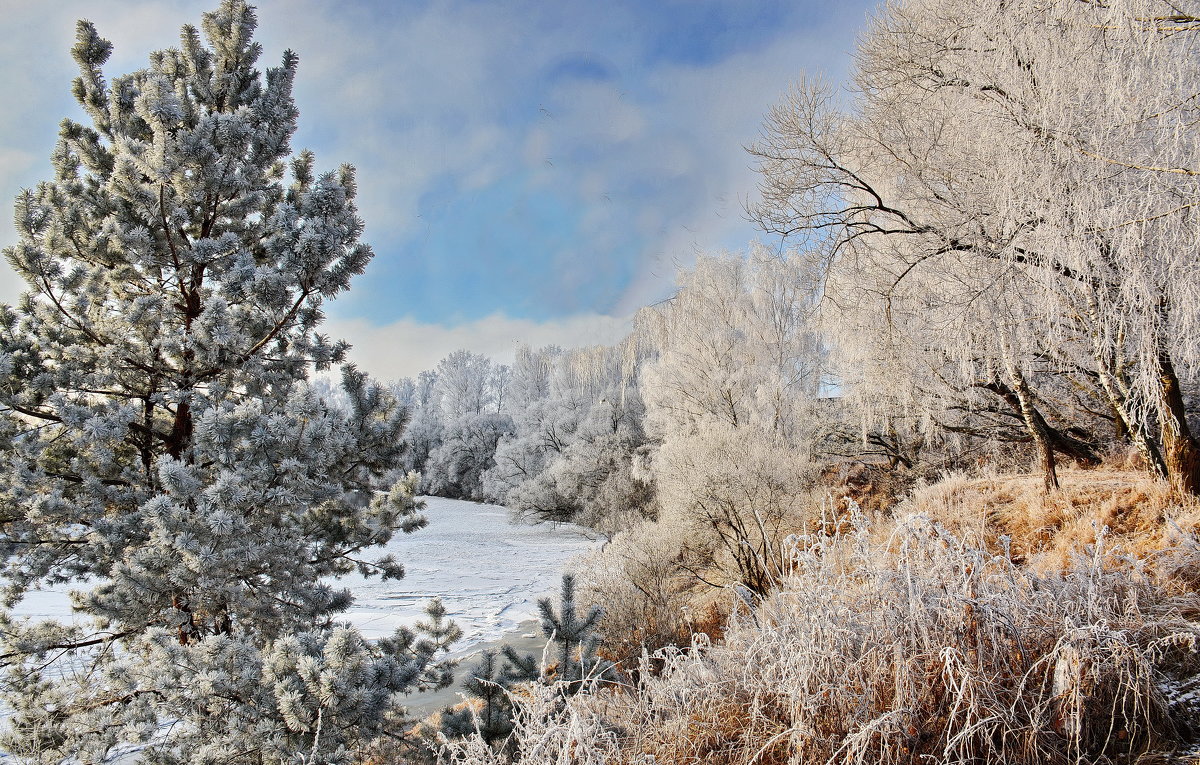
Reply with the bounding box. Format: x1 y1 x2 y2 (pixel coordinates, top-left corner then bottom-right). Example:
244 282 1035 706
537 574 606 692
439 648 523 745
0 3 446 761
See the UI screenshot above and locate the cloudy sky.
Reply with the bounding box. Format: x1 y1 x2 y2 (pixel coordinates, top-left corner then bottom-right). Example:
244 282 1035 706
0 0 875 379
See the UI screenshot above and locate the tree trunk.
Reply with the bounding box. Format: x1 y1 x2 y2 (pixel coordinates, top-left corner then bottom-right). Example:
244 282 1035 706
166 399 193 460
1157 353 1200 496
1086 307 1169 479
1015 389 1060 492
1001 353 1059 492
1110 400 1128 443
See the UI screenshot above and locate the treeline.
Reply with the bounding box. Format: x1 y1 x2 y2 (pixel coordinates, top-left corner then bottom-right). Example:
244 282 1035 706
747 0 1200 496
393 340 650 530
389 247 822 535
389 203 1200 621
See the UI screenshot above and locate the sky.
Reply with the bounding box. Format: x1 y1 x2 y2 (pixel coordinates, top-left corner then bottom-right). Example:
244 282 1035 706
0 0 876 380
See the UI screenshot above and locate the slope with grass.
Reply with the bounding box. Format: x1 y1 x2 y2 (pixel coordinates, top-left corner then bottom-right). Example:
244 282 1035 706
442 467 1200 765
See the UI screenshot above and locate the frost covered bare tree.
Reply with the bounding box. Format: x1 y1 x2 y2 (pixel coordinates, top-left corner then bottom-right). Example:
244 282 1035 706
436 350 497 419
752 0 1200 493
481 346 567 512
0 3 447 760
424 409 514 500
640 248 823 442
410 351 515 499
400 369 442 475
822 254 1110 485
638 249 823 594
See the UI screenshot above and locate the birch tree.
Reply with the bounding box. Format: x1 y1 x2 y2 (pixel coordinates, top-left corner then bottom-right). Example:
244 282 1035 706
416 351 514 499
639 249 823 594
483 343 653 529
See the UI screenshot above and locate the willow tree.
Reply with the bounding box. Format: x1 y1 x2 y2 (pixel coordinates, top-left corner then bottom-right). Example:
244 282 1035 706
752 0 1200 493
0 3 443 760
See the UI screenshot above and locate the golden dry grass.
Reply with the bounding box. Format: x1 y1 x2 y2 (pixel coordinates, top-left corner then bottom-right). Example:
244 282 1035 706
441 513 1200 765
436 467 1200 765
898 467 1200 569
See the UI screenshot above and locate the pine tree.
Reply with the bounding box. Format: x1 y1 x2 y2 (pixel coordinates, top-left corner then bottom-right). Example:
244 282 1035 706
438 578 608 749
439 649 518 744
408 598 465 691
0 2 439 759
537 574 607 692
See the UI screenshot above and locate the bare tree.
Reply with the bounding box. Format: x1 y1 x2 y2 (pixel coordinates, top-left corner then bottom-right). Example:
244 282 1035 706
638 249 824 594
752 0 1200 493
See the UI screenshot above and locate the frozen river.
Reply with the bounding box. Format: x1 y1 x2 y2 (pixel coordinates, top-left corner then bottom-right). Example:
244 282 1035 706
336 495 601 645
9 496 601 650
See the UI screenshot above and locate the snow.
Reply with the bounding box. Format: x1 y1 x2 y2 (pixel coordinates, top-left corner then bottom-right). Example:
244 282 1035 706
8 496 600 650
335 496 601 646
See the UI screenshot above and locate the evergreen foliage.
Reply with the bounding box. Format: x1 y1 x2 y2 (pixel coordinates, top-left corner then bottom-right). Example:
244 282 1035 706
408 598 465 691
537 574 606 691
0 2 446 759
498 644 540 686
440 575 605 750
439 649 521 745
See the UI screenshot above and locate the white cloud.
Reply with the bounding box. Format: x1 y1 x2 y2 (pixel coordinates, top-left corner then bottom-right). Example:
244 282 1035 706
0 0 876 325
325 312 634 381
599 15 869 313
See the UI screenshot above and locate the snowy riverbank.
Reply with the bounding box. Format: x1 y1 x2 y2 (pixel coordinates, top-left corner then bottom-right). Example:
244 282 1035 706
341 495 602 715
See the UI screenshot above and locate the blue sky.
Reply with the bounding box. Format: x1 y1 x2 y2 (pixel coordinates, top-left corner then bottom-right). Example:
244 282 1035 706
0 0 876 378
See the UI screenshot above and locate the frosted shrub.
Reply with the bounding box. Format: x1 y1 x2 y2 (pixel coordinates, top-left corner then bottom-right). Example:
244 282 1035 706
446 516 1200 764
577 516 698 663
652 423 817 596
439 683 626 765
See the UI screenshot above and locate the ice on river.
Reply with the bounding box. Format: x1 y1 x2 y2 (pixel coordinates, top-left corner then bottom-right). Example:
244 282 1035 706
335 496 601 646
2 497 595 757
9 497 600 652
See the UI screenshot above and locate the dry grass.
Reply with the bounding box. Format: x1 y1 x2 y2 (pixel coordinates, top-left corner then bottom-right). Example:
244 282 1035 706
820 461 919 517
439 513 1200 765
899 467 1200 569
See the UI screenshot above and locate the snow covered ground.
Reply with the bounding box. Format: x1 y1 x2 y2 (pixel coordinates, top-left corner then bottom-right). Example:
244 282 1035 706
8 496 600 650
